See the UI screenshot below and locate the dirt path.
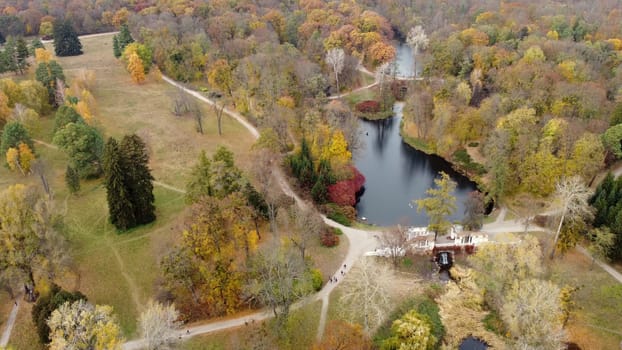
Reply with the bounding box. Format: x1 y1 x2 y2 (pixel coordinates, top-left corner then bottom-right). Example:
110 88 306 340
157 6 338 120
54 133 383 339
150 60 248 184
41 31 118 44
121 76 385 349
160 76 259 139
109 243 143 313
0 300 19 348
152 181 185 194
33 139 59 150
328 82 378 100
576 246 622 283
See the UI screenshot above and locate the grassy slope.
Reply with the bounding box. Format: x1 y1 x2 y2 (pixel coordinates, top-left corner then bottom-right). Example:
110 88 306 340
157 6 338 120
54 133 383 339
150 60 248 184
4 32 255 348
549 250 622 349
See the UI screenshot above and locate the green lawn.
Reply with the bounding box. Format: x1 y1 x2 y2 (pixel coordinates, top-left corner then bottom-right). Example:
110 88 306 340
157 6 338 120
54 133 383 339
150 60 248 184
2 32 255 347
548 250 622 349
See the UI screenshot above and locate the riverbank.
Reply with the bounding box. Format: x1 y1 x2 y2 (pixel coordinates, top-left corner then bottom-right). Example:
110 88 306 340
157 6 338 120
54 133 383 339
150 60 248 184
398 118 488 192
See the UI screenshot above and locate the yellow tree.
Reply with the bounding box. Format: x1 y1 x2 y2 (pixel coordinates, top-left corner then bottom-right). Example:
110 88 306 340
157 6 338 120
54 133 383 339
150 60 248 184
48 300 123 350
6 143 35 174
207 59 233 97
321 130 352 172
164 195 253 316
34 48 52 63
0 91 11 125
127 52 145 84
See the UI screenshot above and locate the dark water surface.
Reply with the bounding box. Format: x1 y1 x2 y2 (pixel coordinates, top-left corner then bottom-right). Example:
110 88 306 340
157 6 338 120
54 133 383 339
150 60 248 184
459 336 489 350
354 103 477 226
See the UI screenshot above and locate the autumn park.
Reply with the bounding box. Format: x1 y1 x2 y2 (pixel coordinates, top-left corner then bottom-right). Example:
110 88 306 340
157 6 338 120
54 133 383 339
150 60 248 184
1 1 622 349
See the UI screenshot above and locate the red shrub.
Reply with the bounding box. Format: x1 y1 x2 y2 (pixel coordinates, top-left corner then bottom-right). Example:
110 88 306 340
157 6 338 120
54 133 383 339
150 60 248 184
355 100 380 113
320 230 340 247
327 167 365 206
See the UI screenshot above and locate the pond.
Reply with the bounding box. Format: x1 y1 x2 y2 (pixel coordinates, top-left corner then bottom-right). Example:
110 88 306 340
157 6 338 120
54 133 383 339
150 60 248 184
354 103 477 226
459 336 489 350
390 42 425 78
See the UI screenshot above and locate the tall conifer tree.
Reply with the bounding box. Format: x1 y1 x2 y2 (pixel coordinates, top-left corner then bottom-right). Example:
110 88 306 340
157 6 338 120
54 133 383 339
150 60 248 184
53 19 82 57
120 134 155 225
103 137 135 230
65 166 80 194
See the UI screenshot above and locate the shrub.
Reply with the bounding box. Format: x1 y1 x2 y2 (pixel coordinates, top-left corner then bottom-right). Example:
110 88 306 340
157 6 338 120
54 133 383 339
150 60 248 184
452 148 487 175
355 100 380 113
323 203 357 226
321 230 340 247
333 227 344 235
327 212 351 226
327 166 365 206
310 268 323 291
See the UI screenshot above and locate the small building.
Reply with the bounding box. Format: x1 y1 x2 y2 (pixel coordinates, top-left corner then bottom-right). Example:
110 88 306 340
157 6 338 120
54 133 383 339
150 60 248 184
407 225 489 254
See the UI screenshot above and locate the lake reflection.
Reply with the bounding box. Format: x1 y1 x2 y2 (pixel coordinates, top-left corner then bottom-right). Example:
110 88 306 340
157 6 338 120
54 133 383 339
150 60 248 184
354 103 477 226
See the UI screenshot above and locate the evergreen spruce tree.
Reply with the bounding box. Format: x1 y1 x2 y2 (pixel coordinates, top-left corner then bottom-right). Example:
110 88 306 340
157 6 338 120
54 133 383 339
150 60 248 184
36 60 65 106
103 138 135 230
2 37 18 73
53 19 82 57
0 49 9 73
120 134 155 225
29 38 44 54
1 122 35 163
65 166 80 194
15 37 29 74
185 150 213 203
112 36 121 58
112 25 134 58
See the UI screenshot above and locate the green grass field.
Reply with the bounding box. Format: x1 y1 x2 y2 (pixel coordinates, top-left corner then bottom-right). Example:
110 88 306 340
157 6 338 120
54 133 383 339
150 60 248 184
548 250 622 349
3 32 256 348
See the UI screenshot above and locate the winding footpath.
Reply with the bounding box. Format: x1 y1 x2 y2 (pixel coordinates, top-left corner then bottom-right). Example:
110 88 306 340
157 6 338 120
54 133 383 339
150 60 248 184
121 74 382 349
125 71 622 348
0 300 19 348
8 31 619 347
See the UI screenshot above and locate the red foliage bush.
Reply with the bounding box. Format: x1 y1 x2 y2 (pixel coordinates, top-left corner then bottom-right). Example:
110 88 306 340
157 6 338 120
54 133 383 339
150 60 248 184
327 167 365 206
320 230 340 247
355 100 380 113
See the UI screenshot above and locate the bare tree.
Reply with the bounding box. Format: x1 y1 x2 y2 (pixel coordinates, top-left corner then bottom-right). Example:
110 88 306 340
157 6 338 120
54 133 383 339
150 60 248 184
325 100 362 157
379 225 411 267
189 102 204 134
171 86 191 117
326 48 345 93
288 205 323 261
251 149 283 233
550 176 593 259
375 62 390 93
501 279 566 349
139 300 182 350
31 159 52 199
406 26 429 78
214 98 226 136
245 243 313 327
54 78 66 107
339 258 392 333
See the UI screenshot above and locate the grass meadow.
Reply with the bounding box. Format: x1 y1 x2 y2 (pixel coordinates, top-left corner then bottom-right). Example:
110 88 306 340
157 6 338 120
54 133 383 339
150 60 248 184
3 32 256 347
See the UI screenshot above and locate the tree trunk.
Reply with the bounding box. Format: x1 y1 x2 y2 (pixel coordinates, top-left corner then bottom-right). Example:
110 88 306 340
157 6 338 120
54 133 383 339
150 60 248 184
334 68 340 94
254 217 261 240
268 203 277 233
550 209 567 259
